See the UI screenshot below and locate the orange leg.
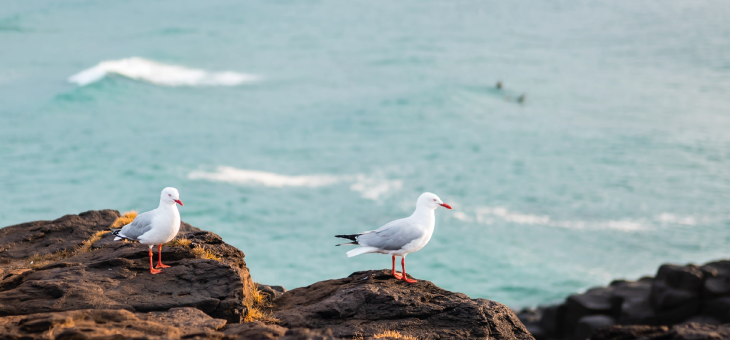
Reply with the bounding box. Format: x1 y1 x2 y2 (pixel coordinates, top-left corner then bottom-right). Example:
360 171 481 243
155 244 171 269
401 257 417 283
149 247 162 274
391 255 403 279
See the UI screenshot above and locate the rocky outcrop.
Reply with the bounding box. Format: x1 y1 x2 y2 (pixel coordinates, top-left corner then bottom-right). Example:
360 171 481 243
0 307 227 340
1 211 534 340
0 210 254 323
273 269 535 340
0 308 341 340
518 260 730 340
589 323 730 340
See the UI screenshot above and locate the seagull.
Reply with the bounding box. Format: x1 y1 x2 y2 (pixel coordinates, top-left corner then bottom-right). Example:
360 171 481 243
335 192 452 283
112 187 183 274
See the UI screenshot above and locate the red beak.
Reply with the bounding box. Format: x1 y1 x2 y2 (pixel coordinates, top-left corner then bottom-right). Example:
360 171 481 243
439 203 452 209
174 199 183 206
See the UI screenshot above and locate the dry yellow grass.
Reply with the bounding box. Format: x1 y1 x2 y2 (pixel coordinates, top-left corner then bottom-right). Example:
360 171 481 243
165 237 192 247
191 244 221 261
373 330 418 340
243 282 280 323
111 211 138 229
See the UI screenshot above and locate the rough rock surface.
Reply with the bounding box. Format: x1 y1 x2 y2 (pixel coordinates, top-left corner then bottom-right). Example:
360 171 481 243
0 210 253 323
518 260 730 340
273 269 534 340
0 307 226 340
0 210 120 266
224 322 337 340
1 211 534 340
589 323 730 340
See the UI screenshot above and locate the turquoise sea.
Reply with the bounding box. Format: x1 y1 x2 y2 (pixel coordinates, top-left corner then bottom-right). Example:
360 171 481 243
2 1 729 308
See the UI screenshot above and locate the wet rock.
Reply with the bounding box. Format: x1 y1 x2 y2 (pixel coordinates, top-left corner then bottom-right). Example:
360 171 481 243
538 304 565 337
701 296 730 323
700 261 730 297
574 315 615 340
609 279 655 324
562 287 613 335
272 270 534 340
650 264 703 312
516 308 546 339
589 323 730 340
527 260 730 339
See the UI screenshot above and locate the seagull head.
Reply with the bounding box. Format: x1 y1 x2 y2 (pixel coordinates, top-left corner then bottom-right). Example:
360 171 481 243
418 192 452 210
161 187 183 206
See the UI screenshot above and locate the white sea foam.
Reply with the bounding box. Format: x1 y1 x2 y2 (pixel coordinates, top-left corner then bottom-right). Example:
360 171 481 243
68 57 258 87
188 166 401 200
655 213 697 226
188 167 339 187
349 175 403 201
463 206 651 232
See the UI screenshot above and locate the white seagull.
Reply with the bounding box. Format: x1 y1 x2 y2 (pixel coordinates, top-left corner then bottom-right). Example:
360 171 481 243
335 192 452 283
112 187 183 274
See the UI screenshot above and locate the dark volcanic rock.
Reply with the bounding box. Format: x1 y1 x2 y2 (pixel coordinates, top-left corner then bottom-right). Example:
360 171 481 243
0 307 227 339
0 210 120 265
272 270 534 340
609 279 654 324
0 210 253 324
701 261 730 297
523 260 730 340
574 315 615 340
259 284 288 301
589 323 730 340
224 322 338 340
650 264 703 312
562 287 613 335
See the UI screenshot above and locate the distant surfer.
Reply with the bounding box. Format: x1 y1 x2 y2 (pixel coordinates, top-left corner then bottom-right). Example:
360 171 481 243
496 81 503 89
517 93 526 104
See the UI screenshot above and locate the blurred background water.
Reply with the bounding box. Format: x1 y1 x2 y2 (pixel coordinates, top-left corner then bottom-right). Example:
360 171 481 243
1 0 729 308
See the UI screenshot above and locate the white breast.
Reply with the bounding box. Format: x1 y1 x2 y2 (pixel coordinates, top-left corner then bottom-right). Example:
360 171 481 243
138 205 181 245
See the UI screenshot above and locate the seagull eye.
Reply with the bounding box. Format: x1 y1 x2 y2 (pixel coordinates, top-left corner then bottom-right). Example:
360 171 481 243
168 194 172 197
433 199 437 202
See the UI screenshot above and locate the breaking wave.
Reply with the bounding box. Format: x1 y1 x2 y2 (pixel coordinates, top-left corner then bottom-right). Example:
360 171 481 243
453 206 653 232
68 57 258 87
188 166 402 200
452 206 721 232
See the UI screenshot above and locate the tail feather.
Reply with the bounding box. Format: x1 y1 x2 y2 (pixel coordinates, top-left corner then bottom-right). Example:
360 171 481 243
111 228 132 241
335 234 361 245
346 246 379 257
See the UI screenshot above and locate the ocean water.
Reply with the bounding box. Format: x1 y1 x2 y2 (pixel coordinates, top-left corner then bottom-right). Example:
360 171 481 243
1 0 730 308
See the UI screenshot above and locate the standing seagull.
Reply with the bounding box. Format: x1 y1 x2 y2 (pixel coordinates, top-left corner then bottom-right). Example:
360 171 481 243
112 187 183 274
335 192 452 283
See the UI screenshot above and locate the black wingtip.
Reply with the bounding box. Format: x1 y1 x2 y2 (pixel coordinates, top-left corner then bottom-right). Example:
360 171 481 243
335 234 361 242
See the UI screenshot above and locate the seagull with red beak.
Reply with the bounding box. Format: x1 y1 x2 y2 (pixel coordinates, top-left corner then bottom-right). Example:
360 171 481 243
335 192 452 283
112 187 183 274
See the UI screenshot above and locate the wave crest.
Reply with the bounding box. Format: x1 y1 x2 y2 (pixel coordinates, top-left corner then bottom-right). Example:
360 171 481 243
188 166 401 200
68 57 258 87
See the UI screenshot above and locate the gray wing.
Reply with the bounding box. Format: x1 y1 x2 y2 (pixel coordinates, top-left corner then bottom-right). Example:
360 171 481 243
118 211 155 240
357 218 423 250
